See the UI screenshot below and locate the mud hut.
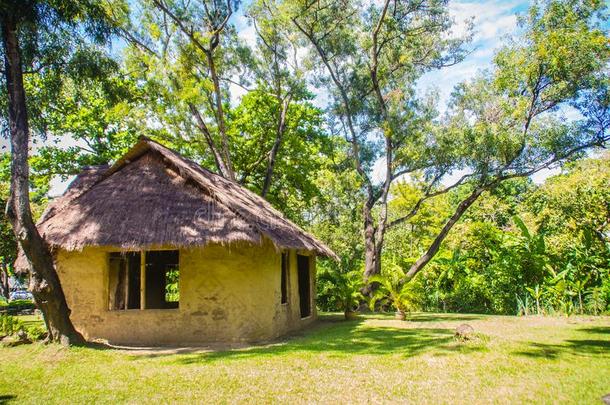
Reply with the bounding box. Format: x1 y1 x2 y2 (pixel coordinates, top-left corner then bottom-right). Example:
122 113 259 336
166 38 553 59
16 137 335 345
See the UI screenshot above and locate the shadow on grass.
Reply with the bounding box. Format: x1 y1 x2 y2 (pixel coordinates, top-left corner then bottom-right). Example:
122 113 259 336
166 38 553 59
163 318 486 364
513 339 610 360
578 326 610 335
0 395 16 404
407 313 486 323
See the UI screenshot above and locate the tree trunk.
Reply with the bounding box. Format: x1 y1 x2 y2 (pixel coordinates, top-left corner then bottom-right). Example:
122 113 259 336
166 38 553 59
2 17 84 345
405 187 485 279
0 260 9 300
261 97 289 198
363 203 380 281
206 49 235 181
188 102 233 178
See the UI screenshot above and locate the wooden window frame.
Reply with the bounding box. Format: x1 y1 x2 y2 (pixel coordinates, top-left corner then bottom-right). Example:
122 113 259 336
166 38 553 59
107 249 180 311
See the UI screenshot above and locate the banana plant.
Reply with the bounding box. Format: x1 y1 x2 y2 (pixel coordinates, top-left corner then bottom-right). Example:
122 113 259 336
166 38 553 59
585 287 607 316
569 275 591 314
525 285 543 315
516 293 531 316
512 215 550 286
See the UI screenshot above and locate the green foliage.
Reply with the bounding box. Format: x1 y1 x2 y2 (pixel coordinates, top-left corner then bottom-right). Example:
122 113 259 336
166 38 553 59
165 268 179 303
586 287 607 315
0 314 22 337
394 154 610 316
0 300 36 312
24 323 48 341
229 89 333 221
308 144 365 275
28 74 142 187
317 270 364 316
0 314 46 341
0 178 17 269
368 263 421 315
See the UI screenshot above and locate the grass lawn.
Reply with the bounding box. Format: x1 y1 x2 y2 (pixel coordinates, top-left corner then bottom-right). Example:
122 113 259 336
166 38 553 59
0 313 609 404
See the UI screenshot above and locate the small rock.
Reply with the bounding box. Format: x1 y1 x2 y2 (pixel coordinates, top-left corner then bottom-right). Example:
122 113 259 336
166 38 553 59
455 323 475 341
601 393 610 405
17 329 31 343
1 335 30 347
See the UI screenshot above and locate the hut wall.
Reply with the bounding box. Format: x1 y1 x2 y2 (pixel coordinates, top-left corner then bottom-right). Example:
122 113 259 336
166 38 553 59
55 241 317 345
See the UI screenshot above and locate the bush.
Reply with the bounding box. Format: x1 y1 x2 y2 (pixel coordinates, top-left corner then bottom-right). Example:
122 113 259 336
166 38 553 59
0 314 47 341
25 324 47 341
0 314 22 337
0 299 36 314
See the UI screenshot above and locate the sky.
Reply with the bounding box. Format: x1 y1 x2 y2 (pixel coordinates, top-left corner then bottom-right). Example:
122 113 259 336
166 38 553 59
1 0 563 195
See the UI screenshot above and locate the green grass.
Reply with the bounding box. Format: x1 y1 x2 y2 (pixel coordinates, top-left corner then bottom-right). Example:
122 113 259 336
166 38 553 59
0 313 609 404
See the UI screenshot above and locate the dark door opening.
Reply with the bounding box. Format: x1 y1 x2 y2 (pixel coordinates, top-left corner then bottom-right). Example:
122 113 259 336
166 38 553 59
127 252 141 309
297 255 311 318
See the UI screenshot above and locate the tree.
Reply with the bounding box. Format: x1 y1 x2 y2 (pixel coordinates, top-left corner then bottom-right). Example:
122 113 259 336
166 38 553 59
0 0 124 344
287 0 471 283
245 0 313 198
395 0 609 280
28 71 142 186
121 0 332 215
121 0 243 179
229 90 331 221
288 0 608 285
404 154 610 316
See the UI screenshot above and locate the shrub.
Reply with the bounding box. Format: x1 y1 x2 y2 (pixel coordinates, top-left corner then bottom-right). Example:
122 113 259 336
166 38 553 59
25 324 47 341
0 314 47 342
0 314 22 337
0 299 36 314
317 269 364 317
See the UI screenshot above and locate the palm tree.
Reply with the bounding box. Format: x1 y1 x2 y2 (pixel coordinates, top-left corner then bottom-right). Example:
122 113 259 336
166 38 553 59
318 270 364 319
368 265 420 320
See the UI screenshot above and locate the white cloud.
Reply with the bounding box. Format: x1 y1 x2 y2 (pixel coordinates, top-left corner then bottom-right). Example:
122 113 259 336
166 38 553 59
371 157 387 185
49 175 76 197
233 12 257 48
417 0 528 112
450 0 523 39
530 166 561 184
477 14 518 41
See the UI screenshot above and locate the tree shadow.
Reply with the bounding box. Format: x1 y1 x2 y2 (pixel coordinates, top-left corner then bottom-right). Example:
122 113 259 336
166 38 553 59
513 339 610 360
407 313 485 323
0 395 16 404
578 326 610 335
165 319 484 364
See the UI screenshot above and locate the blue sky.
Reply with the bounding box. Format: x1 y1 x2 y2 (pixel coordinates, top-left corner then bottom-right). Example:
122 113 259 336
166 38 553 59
2 0 562 194
230 0 532 109
417 0 529 109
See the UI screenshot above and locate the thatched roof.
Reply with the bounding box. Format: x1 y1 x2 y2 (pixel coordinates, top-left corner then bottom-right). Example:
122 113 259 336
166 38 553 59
15 137 336 271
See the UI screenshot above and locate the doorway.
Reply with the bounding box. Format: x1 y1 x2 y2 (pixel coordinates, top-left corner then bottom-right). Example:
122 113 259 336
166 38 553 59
297 255 311 318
